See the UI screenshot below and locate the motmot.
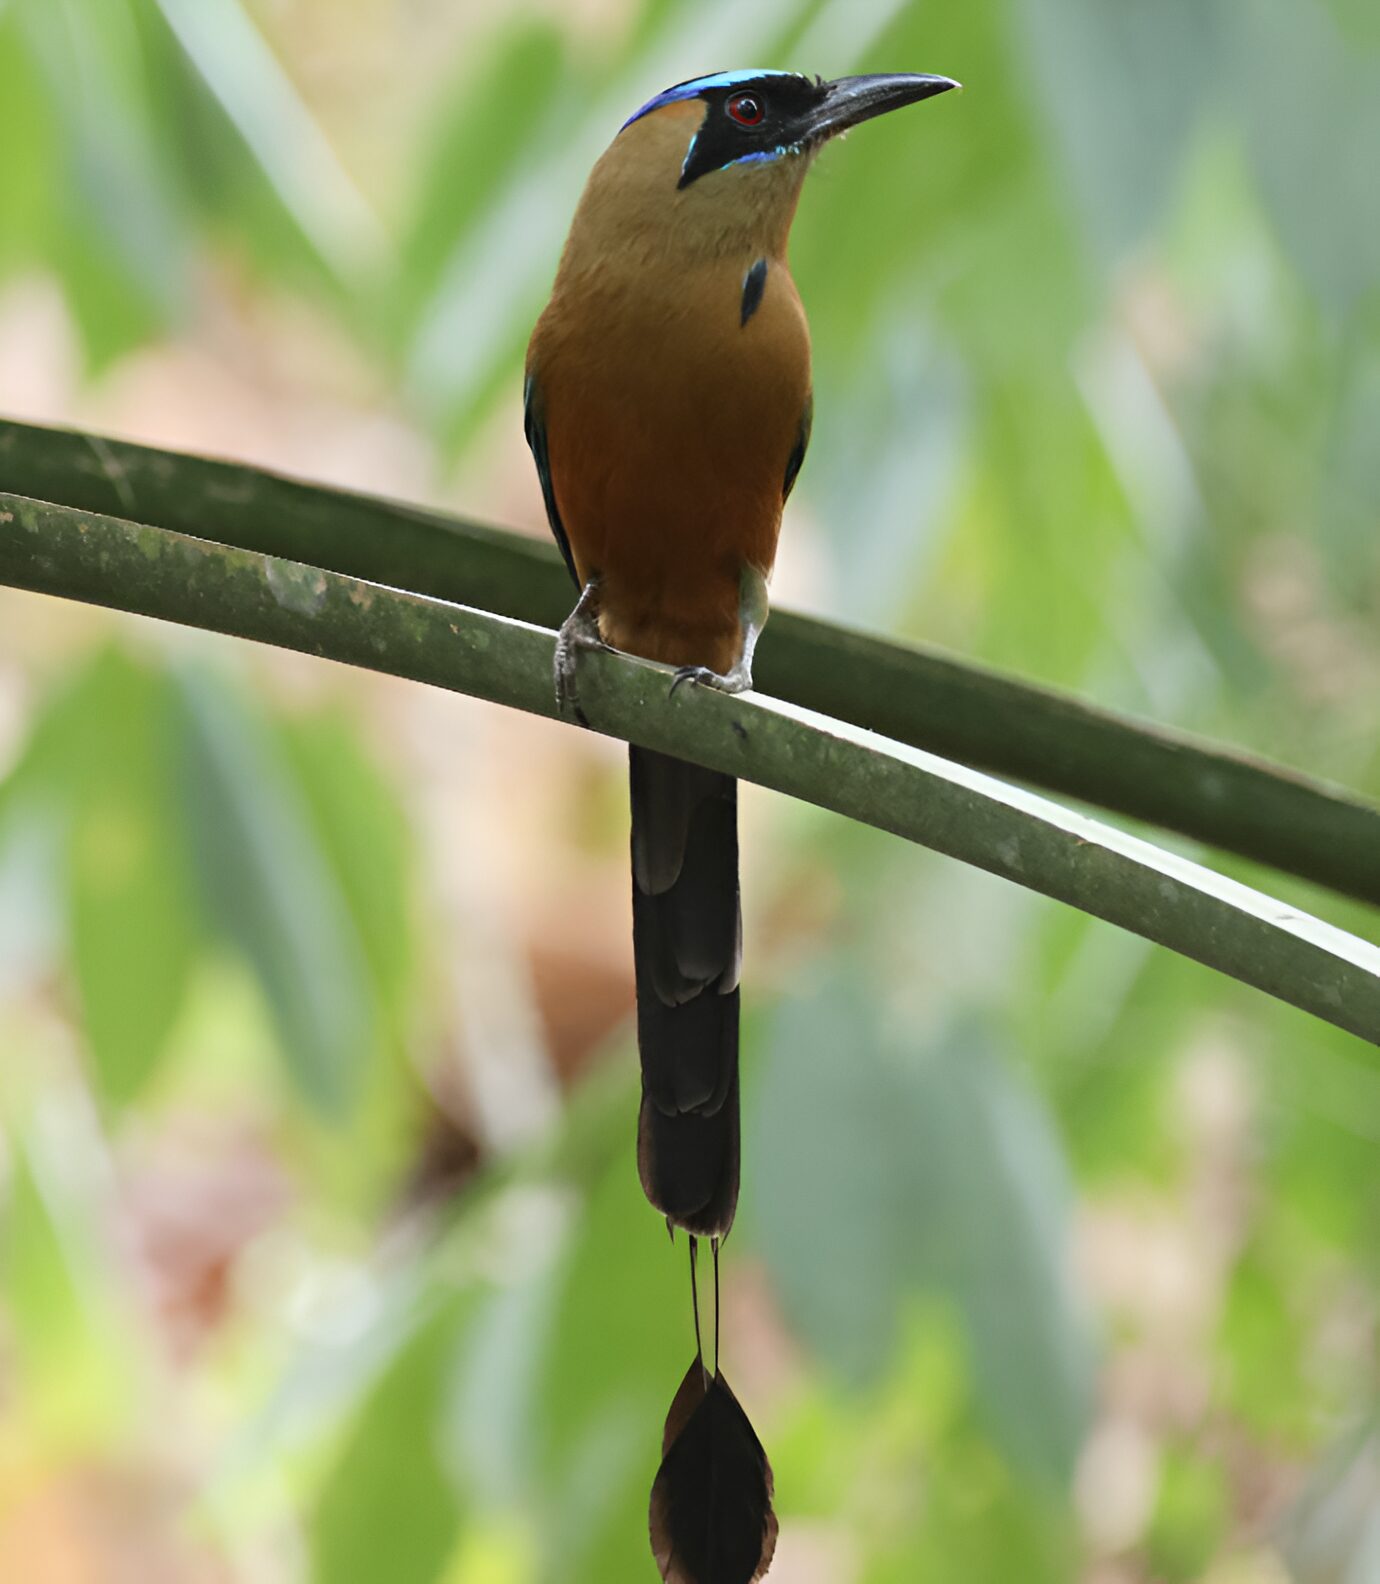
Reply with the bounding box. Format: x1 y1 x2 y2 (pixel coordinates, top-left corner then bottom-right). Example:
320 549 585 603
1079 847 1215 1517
526 67 957 1581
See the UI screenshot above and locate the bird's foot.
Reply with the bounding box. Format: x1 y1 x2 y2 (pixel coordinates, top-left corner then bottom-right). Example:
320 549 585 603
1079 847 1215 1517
668 565 768 701
554 579 608 725
669 661 753 698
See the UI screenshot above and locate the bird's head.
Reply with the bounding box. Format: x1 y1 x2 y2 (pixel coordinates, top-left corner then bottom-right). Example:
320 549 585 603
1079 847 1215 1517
573 68 958 261
624 69 960 189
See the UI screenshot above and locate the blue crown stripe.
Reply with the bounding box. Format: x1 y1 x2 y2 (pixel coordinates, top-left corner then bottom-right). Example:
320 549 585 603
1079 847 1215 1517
621 69 797 131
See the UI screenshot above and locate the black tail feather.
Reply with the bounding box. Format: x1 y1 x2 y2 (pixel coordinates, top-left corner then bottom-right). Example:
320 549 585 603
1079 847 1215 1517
650 1359 778 1584
637 1069 740 1237
630 746 741 1236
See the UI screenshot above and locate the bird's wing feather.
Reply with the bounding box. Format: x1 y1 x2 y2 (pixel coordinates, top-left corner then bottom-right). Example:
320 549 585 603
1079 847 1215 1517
783 394 812 501
523 372 579 587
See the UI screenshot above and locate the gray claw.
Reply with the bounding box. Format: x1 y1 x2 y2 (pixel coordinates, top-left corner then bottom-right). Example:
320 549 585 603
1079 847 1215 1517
554 576 607 724
670 663 752 698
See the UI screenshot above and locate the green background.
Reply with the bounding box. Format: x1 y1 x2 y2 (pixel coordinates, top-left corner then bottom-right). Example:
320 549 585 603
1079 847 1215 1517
0 0 1377 1579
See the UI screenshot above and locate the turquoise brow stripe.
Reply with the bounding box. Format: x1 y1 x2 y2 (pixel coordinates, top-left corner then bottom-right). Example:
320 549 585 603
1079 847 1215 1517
621 69 797 131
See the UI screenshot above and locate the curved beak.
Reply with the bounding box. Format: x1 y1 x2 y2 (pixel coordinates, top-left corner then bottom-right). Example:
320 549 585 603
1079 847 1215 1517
806 72 960 142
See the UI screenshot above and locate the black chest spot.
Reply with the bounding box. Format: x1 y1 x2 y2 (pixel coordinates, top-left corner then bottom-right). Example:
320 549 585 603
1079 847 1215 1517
740 258 769 328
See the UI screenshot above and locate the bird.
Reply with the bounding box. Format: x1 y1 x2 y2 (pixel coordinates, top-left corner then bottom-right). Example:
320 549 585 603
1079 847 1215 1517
525 66 957 1582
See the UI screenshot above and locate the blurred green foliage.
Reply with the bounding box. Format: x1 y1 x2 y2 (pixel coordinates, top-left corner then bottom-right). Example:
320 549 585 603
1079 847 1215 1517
0 0 1378 1580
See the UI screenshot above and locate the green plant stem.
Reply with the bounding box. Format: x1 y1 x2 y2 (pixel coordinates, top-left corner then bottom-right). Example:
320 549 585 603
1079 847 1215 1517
2 416 1376 907
3 490 1378 1048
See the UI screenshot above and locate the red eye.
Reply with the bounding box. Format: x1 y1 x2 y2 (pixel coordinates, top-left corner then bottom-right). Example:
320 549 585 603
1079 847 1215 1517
727 93 764 126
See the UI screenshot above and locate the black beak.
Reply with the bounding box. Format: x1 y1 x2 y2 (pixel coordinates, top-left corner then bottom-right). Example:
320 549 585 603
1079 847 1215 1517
806 72 960 142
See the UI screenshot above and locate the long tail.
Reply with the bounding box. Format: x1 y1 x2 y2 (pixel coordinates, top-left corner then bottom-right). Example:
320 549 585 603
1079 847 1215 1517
630 745 741 1238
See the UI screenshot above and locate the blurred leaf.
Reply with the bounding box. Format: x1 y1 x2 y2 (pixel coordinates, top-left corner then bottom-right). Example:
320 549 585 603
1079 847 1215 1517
1218 1239 1312 1444
174 666 374 1116
1029 929 1194 1186
0 14 60 278
1322 0 1380 47
749 984 1093 1485
1231 0 1380 314
0 647 198 1101
150 0 387 285
799 0 1083 373
1146 1445 1231 1582
874 1428 1078 1583
1015 0 1219 262
1257 1013 1380 1263
65 652 198 1105
127 0 342 304
0 802 62 995
275 705 414 1022
396 22 569 341
1319 335 1380 601
969 374 1141 688
1 1120 138 1448
1284 1419 1380 1584
533 1127 685 1581
10 0 189 364
310 1303 467 1584
807 314 969 632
